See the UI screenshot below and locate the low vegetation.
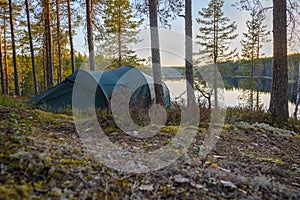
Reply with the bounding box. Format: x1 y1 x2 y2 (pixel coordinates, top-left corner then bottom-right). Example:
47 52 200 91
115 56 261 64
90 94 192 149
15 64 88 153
0 95 299 199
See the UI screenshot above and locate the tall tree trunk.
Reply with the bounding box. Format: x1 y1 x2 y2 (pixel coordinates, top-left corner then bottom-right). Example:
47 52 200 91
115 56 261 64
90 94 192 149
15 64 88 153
25 0 38 94
8 0 20 96
0 26 5 94
250 51 254 110
149 0 165 105
117 3 122 67
56 0 63 82
185 0 195 107
67 0 75 72
213 9 218 108
269 0 288 118
294 59 300 117
42 40 46 91
86 0 95 70
3 14 8 94
45 0 54 89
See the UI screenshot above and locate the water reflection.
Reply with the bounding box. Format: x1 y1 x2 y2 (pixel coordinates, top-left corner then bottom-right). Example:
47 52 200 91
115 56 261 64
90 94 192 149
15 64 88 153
164 78 298 117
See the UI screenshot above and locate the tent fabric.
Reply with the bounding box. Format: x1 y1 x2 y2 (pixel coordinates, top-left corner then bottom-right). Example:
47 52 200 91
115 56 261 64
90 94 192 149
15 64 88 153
29 66 171 112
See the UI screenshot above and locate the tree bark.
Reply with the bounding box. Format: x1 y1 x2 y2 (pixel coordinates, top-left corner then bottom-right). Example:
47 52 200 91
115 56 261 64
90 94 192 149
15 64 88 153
149 0 165 105
67 0 75 72
185 0 195 107
56 0 63 83
117 3 122 67
45 0 54 89
25 0 38 94
269 0 289 118
3 14 8 94
213 7 219 108
8 0 20 96
86 0 95 70
42 39 46 91
0 26 5 95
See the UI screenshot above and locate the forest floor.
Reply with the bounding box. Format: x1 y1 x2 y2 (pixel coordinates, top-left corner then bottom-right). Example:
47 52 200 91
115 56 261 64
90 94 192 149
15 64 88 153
0 96 300 199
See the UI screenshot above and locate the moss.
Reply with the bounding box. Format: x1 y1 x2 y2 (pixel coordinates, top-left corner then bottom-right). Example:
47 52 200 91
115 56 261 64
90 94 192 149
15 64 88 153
0 96 24 108
239 150 284 165
161 126 179 135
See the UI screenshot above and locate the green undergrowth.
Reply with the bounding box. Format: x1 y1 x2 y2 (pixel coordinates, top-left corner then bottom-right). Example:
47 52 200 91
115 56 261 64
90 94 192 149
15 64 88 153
0 95 299 199
226 107 300 133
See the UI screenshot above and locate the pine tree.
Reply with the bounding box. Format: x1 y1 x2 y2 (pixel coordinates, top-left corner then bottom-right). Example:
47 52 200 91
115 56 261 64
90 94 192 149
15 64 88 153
0 25 4 94
185 0 195 107
99 0 142 68
25 0 38 94
86 0 95 70
149 0 164 105
196 0 238 107
269 0 288 118
44 0 54 89
240 9 270 110
8 0 20 96
67 0 75 73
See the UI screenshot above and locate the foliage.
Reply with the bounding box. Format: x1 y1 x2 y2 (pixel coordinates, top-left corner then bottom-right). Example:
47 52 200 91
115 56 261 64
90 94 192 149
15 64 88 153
195 0 238 64
133 0 184 28
239 6 270 110
95 0 143 68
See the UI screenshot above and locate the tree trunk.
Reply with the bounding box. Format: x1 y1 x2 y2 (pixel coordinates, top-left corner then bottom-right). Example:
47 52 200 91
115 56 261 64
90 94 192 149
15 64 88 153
45 0 54 89
294 59 300 117
86 0 95 70
118 3 122 67
25 0 38 94
3 14 8 94
213 9 218 108
269 0 288 118
67 0 75 72
8 0 20 96
42 40 46 91
149 0 165 105
185 0 195 107
0 26 5 94
56 0 63 83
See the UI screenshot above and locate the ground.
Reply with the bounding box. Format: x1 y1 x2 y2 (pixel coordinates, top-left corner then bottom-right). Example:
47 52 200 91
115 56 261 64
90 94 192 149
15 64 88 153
0 96 299 199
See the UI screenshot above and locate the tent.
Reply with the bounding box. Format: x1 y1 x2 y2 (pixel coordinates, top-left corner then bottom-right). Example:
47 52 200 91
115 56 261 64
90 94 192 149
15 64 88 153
29 66 171 112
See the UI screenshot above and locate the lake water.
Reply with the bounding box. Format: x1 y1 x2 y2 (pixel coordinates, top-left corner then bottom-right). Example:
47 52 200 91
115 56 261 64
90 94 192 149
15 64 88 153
164 79 298 117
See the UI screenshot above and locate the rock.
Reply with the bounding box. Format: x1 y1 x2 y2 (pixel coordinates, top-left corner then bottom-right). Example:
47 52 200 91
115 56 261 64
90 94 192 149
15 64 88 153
173 175 190 183
139 184 154 191
220 180 237 189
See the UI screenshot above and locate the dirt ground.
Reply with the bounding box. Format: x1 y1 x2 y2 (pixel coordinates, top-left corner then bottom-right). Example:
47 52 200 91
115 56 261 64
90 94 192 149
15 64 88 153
0 99 300 199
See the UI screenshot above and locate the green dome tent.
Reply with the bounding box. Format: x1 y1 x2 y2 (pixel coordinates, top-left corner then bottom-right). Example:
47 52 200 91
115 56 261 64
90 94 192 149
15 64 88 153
29 66 171 112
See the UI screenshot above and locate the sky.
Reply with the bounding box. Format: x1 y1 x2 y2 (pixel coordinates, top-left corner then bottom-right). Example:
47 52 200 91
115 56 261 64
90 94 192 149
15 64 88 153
73 0 277 66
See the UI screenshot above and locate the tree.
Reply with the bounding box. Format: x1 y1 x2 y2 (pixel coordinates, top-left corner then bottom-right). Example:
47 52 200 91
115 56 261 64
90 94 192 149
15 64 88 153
67 0 75 72
149 0 164 105
0 25 4 94
185 0 195 106
100 0 142 68
236 0 296 118
196 0 238 107
269 0 288 117
2 9 8 94
25 0 38 94
86 0 95 70
8 0 20 96
44 0 54 89
240 9 270 110
55 0 63 83
133 0 184 105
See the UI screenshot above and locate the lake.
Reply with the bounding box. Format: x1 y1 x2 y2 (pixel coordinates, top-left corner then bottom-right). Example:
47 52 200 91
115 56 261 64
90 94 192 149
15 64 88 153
164 78 299 118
